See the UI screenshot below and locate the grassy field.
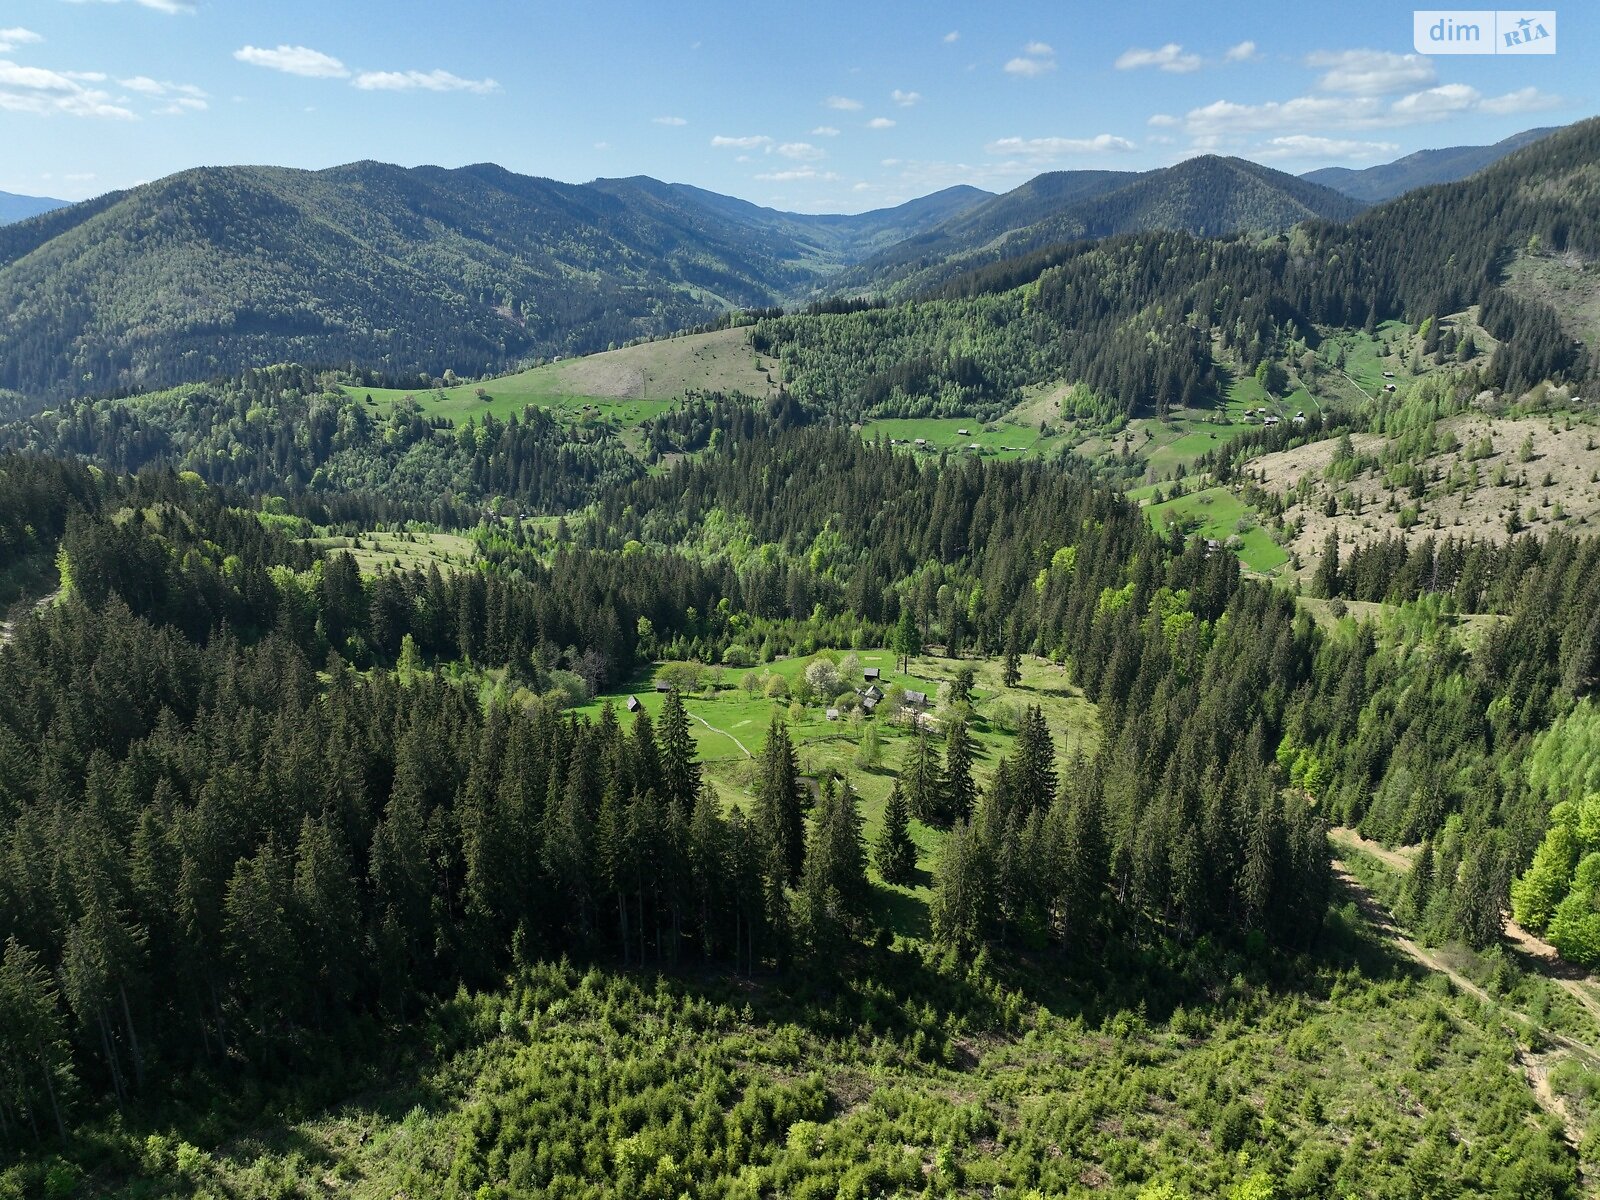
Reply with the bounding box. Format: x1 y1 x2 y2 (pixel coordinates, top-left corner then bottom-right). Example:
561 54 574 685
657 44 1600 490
342 327 779 430
859 417 1064 459
1146 486 1290 574
306 530 478 576
572 648 1099 928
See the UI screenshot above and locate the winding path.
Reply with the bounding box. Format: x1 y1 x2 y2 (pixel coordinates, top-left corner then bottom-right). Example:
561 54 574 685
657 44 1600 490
1330 827 1600 1029
0 590 59 648
1330 844 1600 1162
688 710 752 759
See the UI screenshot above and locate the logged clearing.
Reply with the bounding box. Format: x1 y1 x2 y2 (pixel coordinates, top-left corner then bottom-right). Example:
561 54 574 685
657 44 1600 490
1505 250 1600 349
1253 414 1600 574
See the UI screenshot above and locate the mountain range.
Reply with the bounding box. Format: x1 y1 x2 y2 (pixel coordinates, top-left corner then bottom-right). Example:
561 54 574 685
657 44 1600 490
0 189 67 226
1302 126 1558 203
0 123 1573 400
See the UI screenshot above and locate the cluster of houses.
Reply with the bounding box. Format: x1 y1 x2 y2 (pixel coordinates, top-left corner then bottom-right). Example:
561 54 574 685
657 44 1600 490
885 432 987 454
629 664 934 725
1243 408 1308 428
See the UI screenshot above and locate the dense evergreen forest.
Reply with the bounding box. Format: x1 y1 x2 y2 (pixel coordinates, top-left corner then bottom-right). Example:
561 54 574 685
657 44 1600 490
7 118 1600 1199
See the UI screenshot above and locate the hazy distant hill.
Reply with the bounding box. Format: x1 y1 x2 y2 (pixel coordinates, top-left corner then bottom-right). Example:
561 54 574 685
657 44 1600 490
839 156 1364 298
1302 127 1558 203
0 190 68 225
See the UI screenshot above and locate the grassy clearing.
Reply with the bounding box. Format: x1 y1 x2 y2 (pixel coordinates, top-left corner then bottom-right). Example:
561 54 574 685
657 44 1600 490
859 417 1062 459
305 530 478 576
342 327 779 429
1146 486 1290 574
573 649 1098 931
1254 410 1600 578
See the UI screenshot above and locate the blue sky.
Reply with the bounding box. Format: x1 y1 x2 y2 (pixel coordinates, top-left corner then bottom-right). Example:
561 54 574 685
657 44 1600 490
0 0 1590 212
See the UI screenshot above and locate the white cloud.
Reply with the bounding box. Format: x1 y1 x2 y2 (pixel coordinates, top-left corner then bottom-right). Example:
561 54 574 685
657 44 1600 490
155 95 206 115
811 125 840 136
777 141 824 160
1175 80 1563 139
1308 49 1435 95
891 88 922 106
61 0 196 12
119 75 205 98
0 59 135 118
1254 135 1400 160
866 116 895 129
1225 40 1260 62
824 95 862 110
119 74 207 114
754 168 841 182
352 69 499 94
652 115 687 125
1182 95 1377 135
943 31 960 43
1115 43 1202 73
0 27 43 53
1005 43 1057 77
1148 113 1180 127
234 44 349 78
1388 82 1478 119
1481 85 1562 115
985 133 1136 157
711 134 772 149
1004 56 1054 77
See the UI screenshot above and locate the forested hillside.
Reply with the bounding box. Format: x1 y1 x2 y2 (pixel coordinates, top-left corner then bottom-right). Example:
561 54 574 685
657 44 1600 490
0 163 986 402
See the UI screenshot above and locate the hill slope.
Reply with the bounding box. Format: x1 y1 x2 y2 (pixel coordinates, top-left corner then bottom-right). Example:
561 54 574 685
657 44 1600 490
1303 126 1558 203
0 190 68 225
0 162 987 401
840 156 1364 298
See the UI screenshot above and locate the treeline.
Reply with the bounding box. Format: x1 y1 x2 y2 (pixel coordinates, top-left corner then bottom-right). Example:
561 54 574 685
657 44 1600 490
0 365 642 513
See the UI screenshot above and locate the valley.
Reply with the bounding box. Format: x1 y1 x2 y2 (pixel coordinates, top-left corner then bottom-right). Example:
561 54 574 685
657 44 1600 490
3 58 1600 1200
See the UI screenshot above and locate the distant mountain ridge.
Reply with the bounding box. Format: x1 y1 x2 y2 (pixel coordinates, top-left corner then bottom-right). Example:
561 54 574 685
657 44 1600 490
833 155 1365 298
1302 127 1558 203
0 122 1584 401
0 190 69 225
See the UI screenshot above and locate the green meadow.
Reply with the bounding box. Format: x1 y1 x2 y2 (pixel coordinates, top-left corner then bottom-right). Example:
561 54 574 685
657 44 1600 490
858 417 1064 459
1146 486 1290 574
571 648 1099 928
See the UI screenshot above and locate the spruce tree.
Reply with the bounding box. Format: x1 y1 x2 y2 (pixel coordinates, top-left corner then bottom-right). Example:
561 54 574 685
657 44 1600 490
755 716 805 885
931 820 992 952
657 689 701 812
1312 528 1342 599
892 605 921 674
875 783 917 886
1016 705 1057 812
944 718 978 826
904 730 947 827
